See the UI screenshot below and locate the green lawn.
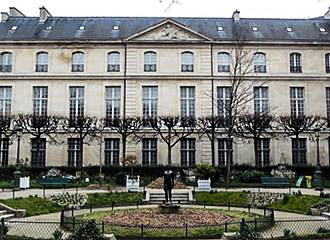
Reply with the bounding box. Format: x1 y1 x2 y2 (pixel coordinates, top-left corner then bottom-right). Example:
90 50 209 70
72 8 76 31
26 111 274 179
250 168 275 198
87 192 144 207
269 194 321 214
0 196 61 217
195 192 249 206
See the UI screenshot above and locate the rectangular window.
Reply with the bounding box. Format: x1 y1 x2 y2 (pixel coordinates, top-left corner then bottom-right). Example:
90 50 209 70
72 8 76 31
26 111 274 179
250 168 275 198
290 87 304 117
31 138 46 167
217 87 231 117
104 138 120 166
256 138 270 167
180 87 195 117
68 138 82 167
326 88 330 126
69 87 84 124
143 86 158 126
0 139 9 167
254 87 269 114
105 86 120 121
218 139 233 166
292 138 307 165
142 138 157 165
181 138 196 167
0 87 12 116
33 87 48 116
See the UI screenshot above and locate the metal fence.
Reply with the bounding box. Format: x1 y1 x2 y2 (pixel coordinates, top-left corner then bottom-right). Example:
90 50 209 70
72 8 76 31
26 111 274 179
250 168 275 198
2 217 330 239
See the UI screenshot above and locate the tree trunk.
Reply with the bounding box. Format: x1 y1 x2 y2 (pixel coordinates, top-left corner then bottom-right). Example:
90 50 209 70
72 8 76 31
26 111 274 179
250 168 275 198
226 137 232 189
254 138 258 168
122 135 127 160
211 129 215 166
167 144 172 166
36 139 40 167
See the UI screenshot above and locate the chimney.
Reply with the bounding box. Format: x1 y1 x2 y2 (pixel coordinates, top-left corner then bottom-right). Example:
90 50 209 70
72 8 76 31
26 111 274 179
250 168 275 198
9 7 25 17
1 12 9 22
324 7 330 19
232 9 240 22
39 6 52 23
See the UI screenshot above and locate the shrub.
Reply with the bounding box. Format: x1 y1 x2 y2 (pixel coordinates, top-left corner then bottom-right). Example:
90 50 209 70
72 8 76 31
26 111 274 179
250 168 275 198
282 194 289 205
195 164 216 180
283 229 296 238
50 193 87 209
68 220 102 240
317 227 330 234
0 223 8 237
232 170 266 183
235 222 259 240
311 198 330 209
52 229 63 240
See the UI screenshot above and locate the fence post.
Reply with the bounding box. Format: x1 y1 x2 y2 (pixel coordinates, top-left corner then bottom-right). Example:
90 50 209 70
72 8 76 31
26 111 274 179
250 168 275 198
203 201 206 208
43 186 46 198
73 217 76 231
228 202 230 211
254 218 257 232
136 201 139 209
75 186 78 195
225 221 228 233
264 207 266 216
60 210 64 228
141 224 144 238
102 221 105 234
71 207 74 218
185 224 188 238
90 204 92 214
111 202 114 211
248 204 251 213
240 218 245 232
271 209 275 223
12 189 15 199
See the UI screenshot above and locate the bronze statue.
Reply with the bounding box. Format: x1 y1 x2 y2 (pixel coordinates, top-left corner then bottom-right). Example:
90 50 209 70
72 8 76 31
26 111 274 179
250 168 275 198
163 165 175 204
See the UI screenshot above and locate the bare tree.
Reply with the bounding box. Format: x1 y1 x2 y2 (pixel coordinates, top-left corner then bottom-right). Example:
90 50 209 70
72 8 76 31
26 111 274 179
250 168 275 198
147 115 195 165
236 113 275 167
0 114 15 167
15 114 62 167
276 115 326 139
62 116 100 168
106 117 142 160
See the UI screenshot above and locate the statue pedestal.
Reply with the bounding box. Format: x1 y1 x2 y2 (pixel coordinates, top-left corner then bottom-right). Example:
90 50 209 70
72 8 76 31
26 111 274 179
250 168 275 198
158 204 180 214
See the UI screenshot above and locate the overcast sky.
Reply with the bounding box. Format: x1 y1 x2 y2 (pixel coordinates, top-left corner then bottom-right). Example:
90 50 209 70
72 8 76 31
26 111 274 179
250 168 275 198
0 0 329 19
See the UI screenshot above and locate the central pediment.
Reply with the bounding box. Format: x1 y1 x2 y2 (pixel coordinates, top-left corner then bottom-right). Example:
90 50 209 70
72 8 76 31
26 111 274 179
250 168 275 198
127 19 211 42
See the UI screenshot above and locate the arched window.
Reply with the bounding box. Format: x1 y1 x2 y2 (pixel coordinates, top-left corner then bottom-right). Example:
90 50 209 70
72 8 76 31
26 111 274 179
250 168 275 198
217 52 230 72
289 53 302 73
72 52 85 72
181 51 194 72
254 52 266 73
36 52 48 72
325 53 330 73
144 51 157 72
107 52 120 72
0 52 12 72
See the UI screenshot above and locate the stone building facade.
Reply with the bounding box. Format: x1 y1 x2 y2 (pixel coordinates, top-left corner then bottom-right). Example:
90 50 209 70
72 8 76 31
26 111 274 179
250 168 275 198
1 7 330 168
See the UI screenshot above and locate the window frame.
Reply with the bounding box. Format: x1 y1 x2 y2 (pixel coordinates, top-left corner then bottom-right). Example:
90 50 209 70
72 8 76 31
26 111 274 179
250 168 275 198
71 51 85 72
144 51 157 72
254 52 266 73
104 138 120 166
36 52 48 72
180 86 195 118
69 86 85 124
254 87 269 114
325 53 330 73
107 51 120 72
105 86 121 121
0 52 12 72
218 138 233 166
142 138 157 166
0 138 9 167
217 52 230 72
217 86 232 118
31 138 46 167
68 138 82 167
181 51 194 72
0 87 12 116
181 138 196 167
33 86 48 116
289 53 302 73
142 86 158 125
290 87 305 117
292 138 307 165
255 138 270 167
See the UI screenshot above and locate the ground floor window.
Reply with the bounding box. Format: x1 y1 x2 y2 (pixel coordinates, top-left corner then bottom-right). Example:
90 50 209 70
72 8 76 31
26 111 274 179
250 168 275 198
104 138 120 166
0 138 9 167
218 138 233 166
68 138 82 167
181 138 196 167
31 138 46 167
292 138 307 165
142 138 157 166
256 138 270 167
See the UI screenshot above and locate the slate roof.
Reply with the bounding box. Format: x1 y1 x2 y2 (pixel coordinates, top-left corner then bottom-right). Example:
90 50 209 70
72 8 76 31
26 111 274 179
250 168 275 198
1 16 330 42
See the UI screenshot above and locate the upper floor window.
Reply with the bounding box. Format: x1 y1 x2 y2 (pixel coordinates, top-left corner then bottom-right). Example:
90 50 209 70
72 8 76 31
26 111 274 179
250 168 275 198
254 52 266 73
290 53 302 73
105 138 120 166
217 87 231 117
180 87 195 117
217 52 230 72
144 51 157 72
69 87 85 123
325 53 330 73
0 87 12 116
33 87 48 116
181 51 194 72
72 52 84 72
254 87 269 114
105 86 121 120
0 52 12 72
181 138 196 167
290 87 304 117
36 52 48 72
107 52 120 72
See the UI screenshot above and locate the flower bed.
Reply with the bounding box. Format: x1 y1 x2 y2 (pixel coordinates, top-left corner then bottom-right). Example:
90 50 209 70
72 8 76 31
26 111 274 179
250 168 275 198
50 192 87 209
249 192 284 208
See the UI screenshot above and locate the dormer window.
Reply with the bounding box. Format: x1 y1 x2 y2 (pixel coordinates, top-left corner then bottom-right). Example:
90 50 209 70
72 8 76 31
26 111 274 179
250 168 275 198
113 25 119 30
217 26 224 32
320 27 327 33
286 27 293 32
79 26 85 30
252 26 259 32
11 26 18 31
